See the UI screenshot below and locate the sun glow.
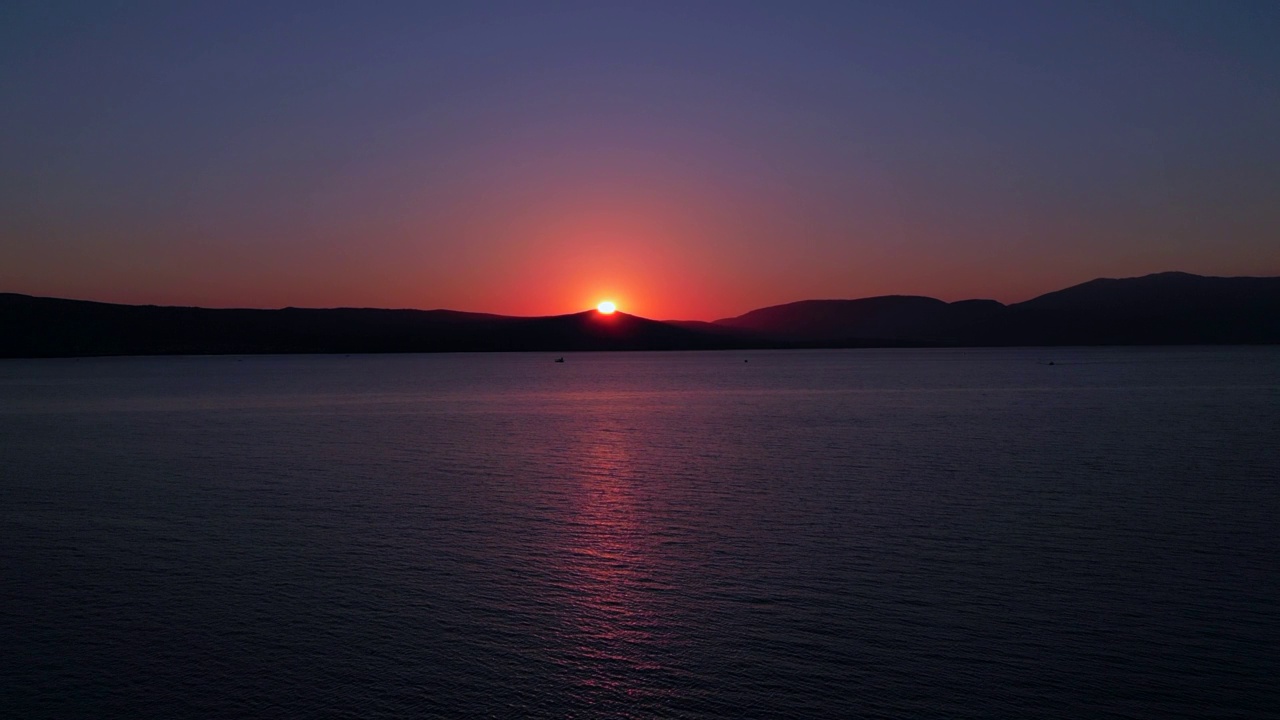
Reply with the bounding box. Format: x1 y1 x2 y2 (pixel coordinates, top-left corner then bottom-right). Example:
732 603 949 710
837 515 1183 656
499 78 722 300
597 301 617 314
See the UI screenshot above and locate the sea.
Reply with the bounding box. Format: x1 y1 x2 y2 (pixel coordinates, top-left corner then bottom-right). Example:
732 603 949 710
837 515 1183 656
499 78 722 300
2 348 1277 719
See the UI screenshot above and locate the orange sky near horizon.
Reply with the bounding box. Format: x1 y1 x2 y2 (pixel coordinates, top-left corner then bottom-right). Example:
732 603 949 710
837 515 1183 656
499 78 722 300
6 235 1278 321
6 136 1278 321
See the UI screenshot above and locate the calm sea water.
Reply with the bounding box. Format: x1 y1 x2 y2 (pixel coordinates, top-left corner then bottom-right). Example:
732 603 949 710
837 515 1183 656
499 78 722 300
2 348 1278 718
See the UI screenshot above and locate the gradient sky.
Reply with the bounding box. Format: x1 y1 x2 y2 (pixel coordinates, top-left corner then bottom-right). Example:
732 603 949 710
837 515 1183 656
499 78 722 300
2 1 1278 319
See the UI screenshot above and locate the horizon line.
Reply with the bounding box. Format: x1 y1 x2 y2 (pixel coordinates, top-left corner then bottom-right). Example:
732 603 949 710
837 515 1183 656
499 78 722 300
4 270 1276 322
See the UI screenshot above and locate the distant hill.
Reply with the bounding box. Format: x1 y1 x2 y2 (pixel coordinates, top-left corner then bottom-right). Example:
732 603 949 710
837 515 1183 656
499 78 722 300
997 272 1280 345
2 272 1278 357
713 272 1280 347
0 296 752 358
714 296 1005 344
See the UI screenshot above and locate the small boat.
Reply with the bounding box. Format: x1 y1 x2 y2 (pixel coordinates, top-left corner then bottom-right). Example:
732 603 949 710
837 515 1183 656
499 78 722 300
554 357 565 363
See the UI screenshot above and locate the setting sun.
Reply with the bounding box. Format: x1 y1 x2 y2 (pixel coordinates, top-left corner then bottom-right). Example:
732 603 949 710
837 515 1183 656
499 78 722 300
597 301 617 314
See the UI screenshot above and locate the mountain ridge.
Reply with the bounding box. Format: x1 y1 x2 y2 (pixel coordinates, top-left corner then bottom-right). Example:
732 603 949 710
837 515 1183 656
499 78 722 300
3 272 1278 357
713 272 1280 346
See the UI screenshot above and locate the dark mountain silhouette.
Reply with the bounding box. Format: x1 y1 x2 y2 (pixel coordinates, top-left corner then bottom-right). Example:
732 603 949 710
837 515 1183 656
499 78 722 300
714 296 1006 343
2 272 1278 358
713 272 1280 347
0 295 752 358
996 272 1280 345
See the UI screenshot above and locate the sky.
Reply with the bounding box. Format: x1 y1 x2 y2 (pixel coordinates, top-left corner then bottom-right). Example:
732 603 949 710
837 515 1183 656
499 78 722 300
2 1 1278 320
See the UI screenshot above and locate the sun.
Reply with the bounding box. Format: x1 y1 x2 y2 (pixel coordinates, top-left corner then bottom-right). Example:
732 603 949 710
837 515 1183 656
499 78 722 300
597 301 617 314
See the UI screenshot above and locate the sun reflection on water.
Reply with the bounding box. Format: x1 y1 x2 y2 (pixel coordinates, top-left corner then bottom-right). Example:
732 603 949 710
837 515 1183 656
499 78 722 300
554 423 677 708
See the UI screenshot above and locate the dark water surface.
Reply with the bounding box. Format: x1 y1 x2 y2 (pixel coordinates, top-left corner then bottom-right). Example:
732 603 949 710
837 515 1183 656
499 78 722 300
3 348 1278 718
